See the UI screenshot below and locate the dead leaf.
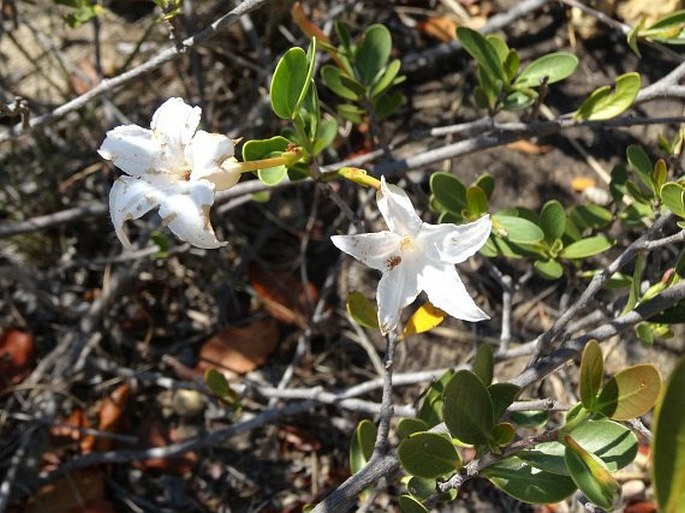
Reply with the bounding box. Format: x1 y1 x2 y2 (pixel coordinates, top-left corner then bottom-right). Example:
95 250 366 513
197 319 280 375
419 16 459 42
25 470 105 513
50 408 95 453
70 58 100 95
0 328 35 385
95 383 131 451
249 266 318 329
624 501 658 513
133 420 198 474
506 140 553 155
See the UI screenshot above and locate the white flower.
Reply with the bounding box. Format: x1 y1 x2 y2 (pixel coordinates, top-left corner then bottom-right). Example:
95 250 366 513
98 97 241 249
331 176 492 334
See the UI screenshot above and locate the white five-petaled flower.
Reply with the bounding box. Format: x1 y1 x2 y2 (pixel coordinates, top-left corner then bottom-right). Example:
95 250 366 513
98 97 241 249
331 176 492 334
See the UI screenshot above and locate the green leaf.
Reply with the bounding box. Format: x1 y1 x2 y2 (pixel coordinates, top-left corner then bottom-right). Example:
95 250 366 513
430 172 468 214
539 200 566 242
568 204 613 230
595 364 662 420
493 214 545 244
466 186 489 215
627 144 654 191
242 136 290 162
443 370 494 445
574 72 641 121
270 45 314 119
346 291 379 329
622 252 645 315
491 422 515 446
579 340 604 410
503 49 521 82
473 343 494 386
457 27 506 83
418 370 455 427
661 182 685 218
321 65 360 101
509 409 549 429
474 173 495 199
482 456 577 504
312 116 338 156
564 435 622 511
518 419 638 475
652 159 668 192
370 58 402 98
406 477 436 500
514 52 578 89
398 495 428 513
398 432 462 479
397 418 430 439
204 368 239 405
501 90 536 111
350 419 377 475
374 90 404 119
488 382 521 419
560 235 614 259
337 103 366 123
534 259 564 280
653 357 685 513
356 24 392 86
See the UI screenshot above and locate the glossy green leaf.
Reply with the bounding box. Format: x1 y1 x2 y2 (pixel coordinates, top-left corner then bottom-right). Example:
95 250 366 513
595 364 662 420
560 235 614 259
503 49 521 82
430 172 468 214
337 103 366 123
502 90 536 111
627 144 654 191
397 418 430 439
539 200 566 242
312 116 338 156
398 432 462 479
564 435 622 511
483 456 577 503
204 368 239 405
406 476 436 500
661 182 685 218
356 24 392 86
473 343 494 386
398 494 428 513
346 291 379 329
514 52 578 88
242 136 290 162
622 252 645 315
648 9 685 30
574 72 641 121
488 382 521 419
518 419 638 476
321 65 360 101
270 45 315 119
534 259 564 280
457 27 506 83
509 409 549 429
579 340 604 410
443 370 494 445
350 419 377 475
653 357 685 513
493 214 545 244
652 159 668 192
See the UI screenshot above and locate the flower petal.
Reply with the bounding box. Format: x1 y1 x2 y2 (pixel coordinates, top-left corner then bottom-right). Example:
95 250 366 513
150 97 201 170
186 130 239 190
98 125 165 177
157 179 226 249
331 232 402 271
109 175 165 247
377 259 421 334
377 176 423 237
419 263 489 322
419 215 492 264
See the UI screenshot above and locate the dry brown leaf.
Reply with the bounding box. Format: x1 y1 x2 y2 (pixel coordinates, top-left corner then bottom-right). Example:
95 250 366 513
95 383 131 451
25 470 105 513
197 319 280 375
133 420 198 474
249 266 318 328
0 328 35 385
506 140 553 155
617 0 682 26
50 408 95 453
419 16 459 42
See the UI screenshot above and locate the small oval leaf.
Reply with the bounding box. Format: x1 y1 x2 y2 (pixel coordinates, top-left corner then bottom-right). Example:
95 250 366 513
514 52 578 88
574 72 641 121
346 291 379 329
561 235 614 259
493 214 545 244
443 370 494 445
580 340 604 410
661 182 685 218
398 432 462 479
270 47 310 119
595 364 662 420
350 419 377 475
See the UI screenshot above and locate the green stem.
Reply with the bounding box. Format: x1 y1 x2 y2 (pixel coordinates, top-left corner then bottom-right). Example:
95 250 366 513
235 150 302 173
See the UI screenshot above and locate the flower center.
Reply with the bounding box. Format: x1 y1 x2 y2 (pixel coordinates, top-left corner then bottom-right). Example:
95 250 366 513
400 236 415 252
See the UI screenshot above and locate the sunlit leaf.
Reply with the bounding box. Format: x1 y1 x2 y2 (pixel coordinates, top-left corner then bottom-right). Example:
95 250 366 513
346 291 379 329
579 340 604 410
493 214 545 244
560 235 614 259
574 72 641 121
514 52 578 88
399 432 462 479
661 182 685 218
595 364 662 420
